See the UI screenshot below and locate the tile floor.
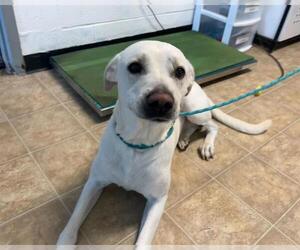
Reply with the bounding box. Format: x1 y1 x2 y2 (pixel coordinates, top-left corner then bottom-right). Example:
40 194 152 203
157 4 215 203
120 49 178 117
0 43 300 246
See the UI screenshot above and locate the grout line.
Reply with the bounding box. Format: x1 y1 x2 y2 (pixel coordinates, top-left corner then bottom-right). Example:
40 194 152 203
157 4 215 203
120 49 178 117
273 227 300 246
61 102 100 142
253 224 275 246
252 153 300 186
58 184 84 200
214 178 273 228
37 75 102 143
0 106 92 244
164 212 197 245
0 152 30 167
6 103 62 121
116 230 137 245
36 76 98 244
166 178 214 211
273 198 300 228
29 130 89 155
0 195 59 228
210 151 252 180
270 198 300 246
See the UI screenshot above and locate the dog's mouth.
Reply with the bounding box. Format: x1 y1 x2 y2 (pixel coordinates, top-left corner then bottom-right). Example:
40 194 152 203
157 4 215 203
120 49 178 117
149 116 175 122
137 109 178 122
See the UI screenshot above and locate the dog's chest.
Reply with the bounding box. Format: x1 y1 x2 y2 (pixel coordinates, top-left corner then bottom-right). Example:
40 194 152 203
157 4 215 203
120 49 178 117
113 146 172 198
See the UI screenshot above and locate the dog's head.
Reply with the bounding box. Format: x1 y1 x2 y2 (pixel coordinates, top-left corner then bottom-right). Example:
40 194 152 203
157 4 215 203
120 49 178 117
104 41 194 122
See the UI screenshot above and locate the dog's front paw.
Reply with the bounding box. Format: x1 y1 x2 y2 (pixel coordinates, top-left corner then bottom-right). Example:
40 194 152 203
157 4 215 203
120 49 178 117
177 138 190 151
199 142 215 161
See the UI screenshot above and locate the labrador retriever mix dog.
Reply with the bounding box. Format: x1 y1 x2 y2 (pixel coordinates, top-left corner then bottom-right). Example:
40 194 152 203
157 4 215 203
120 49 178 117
57 41 271 248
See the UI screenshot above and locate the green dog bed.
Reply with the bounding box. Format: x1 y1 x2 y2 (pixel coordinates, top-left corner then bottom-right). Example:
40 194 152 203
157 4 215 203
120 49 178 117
51 31 255 116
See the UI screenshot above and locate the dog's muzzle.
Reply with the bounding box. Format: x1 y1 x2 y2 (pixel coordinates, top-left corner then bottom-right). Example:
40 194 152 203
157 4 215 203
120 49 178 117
142 87 175 122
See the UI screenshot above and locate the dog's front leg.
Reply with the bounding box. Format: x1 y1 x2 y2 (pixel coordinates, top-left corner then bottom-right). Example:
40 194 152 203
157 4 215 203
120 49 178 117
200 120 218 160
135 196 167 248
57 178 105 245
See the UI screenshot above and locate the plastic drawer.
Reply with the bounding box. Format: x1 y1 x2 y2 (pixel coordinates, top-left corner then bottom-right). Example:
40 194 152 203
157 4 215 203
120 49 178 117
203 1 262 22
228 23 258 51
199 15 226 41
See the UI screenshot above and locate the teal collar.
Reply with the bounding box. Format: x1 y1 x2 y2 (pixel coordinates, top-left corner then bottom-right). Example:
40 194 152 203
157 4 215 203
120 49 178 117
116 122 175 150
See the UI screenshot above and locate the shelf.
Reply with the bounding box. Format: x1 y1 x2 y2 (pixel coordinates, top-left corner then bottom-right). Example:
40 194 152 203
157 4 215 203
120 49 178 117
202 9 227 23
238 44 253 52
202 9 261 27
233 17 261 27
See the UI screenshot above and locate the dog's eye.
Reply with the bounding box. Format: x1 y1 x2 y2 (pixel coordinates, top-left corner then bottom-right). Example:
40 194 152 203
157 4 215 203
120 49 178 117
175 66 185 79
128 62 143 74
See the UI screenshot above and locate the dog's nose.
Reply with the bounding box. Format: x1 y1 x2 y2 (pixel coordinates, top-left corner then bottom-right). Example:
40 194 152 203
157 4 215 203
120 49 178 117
145 90 174 119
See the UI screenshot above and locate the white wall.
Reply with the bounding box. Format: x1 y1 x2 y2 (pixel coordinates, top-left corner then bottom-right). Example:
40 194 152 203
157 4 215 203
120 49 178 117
13 0 195 55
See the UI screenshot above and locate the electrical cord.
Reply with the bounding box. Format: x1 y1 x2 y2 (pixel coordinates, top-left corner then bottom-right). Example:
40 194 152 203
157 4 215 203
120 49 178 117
146 4 165 30
255 38 285 77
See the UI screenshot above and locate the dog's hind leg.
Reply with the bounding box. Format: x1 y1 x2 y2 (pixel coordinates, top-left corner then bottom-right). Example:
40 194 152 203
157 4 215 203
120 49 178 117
135 196 167 248
177 121 198 151
199 120 218 161
57 178 105 245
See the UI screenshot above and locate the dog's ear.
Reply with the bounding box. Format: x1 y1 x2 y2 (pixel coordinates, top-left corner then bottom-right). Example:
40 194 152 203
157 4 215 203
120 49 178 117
104 53 120 91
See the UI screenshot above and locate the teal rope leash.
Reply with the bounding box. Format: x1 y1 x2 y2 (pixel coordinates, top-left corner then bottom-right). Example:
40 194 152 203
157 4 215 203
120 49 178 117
180 67 300 117
116 67 299 150
116 122 175 150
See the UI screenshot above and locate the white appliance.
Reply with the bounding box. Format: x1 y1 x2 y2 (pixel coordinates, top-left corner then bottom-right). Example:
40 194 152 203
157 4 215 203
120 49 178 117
257 0 300 50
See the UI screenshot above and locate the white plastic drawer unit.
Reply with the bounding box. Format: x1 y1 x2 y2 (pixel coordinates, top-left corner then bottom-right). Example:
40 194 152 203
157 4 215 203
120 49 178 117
228 22 259 51
203 1 262 23
192 0 262 51
198 15 259 47
199 15 226 41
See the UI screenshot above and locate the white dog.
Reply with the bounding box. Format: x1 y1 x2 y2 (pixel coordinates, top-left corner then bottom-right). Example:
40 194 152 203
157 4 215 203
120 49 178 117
57 41 271 248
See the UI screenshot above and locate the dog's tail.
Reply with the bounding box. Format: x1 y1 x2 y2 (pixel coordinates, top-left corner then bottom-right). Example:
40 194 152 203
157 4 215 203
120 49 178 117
211 102 272 135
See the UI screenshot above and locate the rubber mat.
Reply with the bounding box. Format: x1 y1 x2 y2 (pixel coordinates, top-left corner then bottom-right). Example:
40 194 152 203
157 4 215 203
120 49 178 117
51 31 255 116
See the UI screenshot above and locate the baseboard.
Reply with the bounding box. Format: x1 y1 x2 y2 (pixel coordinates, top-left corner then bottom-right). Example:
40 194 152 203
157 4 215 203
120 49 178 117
254 34 300 52
23 25 192 73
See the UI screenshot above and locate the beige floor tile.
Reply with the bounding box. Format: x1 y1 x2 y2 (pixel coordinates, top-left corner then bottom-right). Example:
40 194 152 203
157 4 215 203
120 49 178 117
204 76 254 105
277 200 300 244
284 120 300 138
231 66 277 89
264 80 300 114
168 181 270 244
167 151 211 207
0 69 32 84
0 199 87 244
255 133 300 183
66 99 109 129
219 109 277 152
33 133 99 194
91 125 107 141
0 77 58 118
62 185 145 245
121 213 193 245
256 228 294 245
0 156 56 223
240 94 299 132
273 44 300 72
0 109 7 123
0 122 27 164
202 83 237 113
218 155 300 223
35 70 79 102
12 105 84 151
183 131 247 176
